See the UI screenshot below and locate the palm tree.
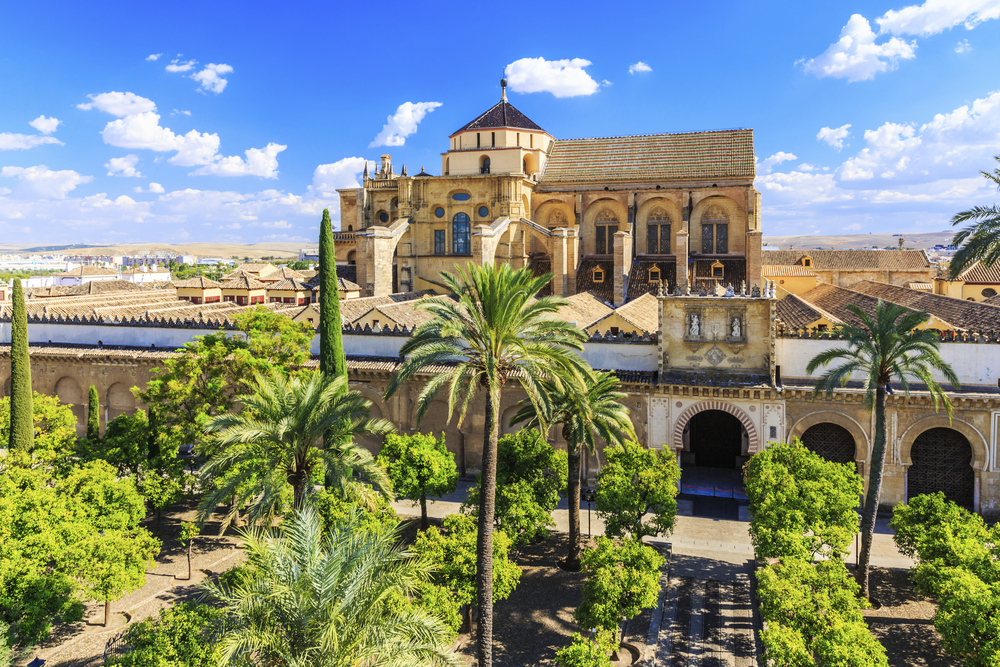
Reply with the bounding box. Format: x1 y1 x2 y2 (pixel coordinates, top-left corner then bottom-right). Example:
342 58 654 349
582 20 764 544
806 299 958 599
510 369 636 570
203 505 459 667
384 263 588 667
198 369 394 529
948 153 1000 278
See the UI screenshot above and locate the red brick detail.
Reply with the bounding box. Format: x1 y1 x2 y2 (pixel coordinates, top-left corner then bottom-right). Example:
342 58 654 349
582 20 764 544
672 400 758 453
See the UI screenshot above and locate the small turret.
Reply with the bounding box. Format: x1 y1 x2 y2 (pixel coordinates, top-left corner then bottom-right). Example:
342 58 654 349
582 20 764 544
501 77 507 102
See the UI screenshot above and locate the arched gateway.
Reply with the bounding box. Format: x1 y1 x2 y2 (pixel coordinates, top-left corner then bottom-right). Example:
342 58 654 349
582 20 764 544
673 402 756 502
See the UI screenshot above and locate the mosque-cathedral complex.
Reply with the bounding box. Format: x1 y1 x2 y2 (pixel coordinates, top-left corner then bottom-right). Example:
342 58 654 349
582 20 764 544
3 83 1000 519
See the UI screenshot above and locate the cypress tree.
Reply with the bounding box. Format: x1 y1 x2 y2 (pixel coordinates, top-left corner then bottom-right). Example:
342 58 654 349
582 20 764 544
8 278 33 451
87 385 100 440
319 208 347 383
147 407 160 466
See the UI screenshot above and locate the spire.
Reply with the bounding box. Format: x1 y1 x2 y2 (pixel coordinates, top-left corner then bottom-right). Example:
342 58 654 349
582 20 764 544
362 161 368 179
501 76 507 102
401 164 407 176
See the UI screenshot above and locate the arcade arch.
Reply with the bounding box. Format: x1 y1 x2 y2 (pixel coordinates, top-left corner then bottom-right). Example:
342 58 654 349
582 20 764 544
106 382 136 423
908 427 975 510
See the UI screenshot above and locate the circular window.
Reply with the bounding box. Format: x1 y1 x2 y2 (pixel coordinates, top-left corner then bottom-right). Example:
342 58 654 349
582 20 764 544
478 206 489 218
452 192 471 202
983 288 997 298
434 207 445 218
379 212 389 223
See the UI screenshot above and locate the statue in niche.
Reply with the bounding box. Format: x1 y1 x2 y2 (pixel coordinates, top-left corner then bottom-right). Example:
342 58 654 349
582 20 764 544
731 317 741 338
689 314 701 337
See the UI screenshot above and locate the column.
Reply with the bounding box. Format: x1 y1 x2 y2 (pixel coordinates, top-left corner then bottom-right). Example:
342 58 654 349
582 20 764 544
746 230 763 290
613 230 632 307
675 229 689 291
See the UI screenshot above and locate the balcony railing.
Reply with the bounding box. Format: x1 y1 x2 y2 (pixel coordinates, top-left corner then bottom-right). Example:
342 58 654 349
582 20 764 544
331 232 356 243
480 167 491 174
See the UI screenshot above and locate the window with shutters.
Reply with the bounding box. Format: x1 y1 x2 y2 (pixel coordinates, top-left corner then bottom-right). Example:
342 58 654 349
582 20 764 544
701 204 729 254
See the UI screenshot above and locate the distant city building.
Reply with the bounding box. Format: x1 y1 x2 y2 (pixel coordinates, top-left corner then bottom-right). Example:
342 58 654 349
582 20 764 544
51 265 120 286
299 248 319 262
122 266 172 284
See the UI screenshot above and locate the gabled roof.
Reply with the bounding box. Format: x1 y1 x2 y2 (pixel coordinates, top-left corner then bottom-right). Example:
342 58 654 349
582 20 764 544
173 277 222 289
611 293 659 333
954 261 1000 283
54 265 119 277
268 278 313 292
775 293 839 329
762 249 931 271
557 292 614 329
849 280 1000 331
220 275 267 290
542 129 755 184
452 99 544 135
763 265 817 278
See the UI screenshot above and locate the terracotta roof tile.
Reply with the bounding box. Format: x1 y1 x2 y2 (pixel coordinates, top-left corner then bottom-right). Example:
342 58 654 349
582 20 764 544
557 292 614 329
220 275 267 290
542 129 755 184
763 265 817 277
775 293 835 329
576 259 615 301
267 278 312 292
53 265 119 277
955 261 1000 283
612 293 659 333
173 276 222 289
627 259 676 301
762 249 931 271
849 280 1000 331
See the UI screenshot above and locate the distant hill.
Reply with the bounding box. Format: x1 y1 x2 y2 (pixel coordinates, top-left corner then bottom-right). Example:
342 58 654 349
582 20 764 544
0 241 303 259
763 231 955 251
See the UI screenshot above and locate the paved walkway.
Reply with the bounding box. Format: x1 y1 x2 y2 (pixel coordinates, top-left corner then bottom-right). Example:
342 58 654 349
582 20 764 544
394 484 915 571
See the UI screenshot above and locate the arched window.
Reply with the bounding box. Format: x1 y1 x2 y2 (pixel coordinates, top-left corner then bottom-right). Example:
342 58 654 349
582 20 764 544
481 156 491 174
523 158 528 174
595 208 619 255
453 213 471 254
701 204 729 254
647 206 671 254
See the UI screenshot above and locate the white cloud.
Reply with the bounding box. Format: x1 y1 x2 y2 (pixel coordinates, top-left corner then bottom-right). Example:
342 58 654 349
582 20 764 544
172 109 191 116
251 220 292 229
222 222 242 230
133 182 165 194
756 88 1000 235
166 59 197 73
105 154 142 177
308 157 371 197
956 38 973 52
77 91 157 117
758 152 798 174
100 111 221 166
369 102 442 148
0 133 63 150
146 53 163 61
504 57 600 97
191 63 233 94
801 15 917 82
28 115 61 135
817 124 852 150
876 0 1000 36
1 165 92 199
602 79 613 86
628 61 653 74
189 143 286 178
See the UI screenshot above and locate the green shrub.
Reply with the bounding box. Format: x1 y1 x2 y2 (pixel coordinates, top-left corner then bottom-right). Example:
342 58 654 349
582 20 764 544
575 537 663 641
105 602 224 667
555 632 613 667
594 441 679 540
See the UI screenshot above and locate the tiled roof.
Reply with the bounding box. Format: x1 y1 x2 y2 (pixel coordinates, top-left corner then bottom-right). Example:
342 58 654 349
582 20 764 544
557 292 614 329
236 262 279 275
612 293 659 333
220 275 267 290
790 284 895 329
338 276 361 291
907 282 933 291
272 267 306 280
849 280 1000 331
173 277 221 289
576 259 615 302
762 249 931 271
541 129 755 185
267 278 312 292
627 259 676 302
955 261 1000 283
763 265 817 277
54 265 119 277
338 290 437 323
27 279 150 297
692 258 746 292
453 99 544 135
775 294 832 329
122 267 169 275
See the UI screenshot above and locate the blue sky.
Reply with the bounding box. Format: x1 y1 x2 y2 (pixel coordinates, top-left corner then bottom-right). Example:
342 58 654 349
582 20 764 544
1 0 999 245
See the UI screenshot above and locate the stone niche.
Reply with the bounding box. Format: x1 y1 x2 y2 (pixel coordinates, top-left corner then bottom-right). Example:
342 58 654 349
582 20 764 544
658 294 775 382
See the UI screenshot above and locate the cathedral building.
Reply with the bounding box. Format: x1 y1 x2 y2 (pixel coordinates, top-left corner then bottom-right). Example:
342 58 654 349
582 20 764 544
340 80 762 306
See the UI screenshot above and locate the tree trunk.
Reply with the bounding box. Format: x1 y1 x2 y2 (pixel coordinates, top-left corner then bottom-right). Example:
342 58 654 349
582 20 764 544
292 469 309 510
566 441 582 570
187 541 192 580
464 604 474 636
856 384 887 600
476 386 501 667
420 490 429 531
104 599 111 627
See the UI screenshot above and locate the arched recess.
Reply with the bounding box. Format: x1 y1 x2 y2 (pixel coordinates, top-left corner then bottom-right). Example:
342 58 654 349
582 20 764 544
788 411 869 462
417 400 466 475
672 400 759 454
636 198 681 256
347 250 357 265
899 415 988 470
55 376 86 433
106 382 136 423
691 196 745 254
351 383 391 456
500 403 526 436
583 199 627 256
523 153 536 175
908 427 975 510
801 423 856 465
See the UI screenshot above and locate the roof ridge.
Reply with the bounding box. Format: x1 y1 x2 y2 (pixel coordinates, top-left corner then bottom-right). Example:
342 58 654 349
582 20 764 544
555 128 752 143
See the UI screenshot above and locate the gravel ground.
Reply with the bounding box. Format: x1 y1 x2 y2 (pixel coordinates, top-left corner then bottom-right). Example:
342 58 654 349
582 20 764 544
864 567 959 667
